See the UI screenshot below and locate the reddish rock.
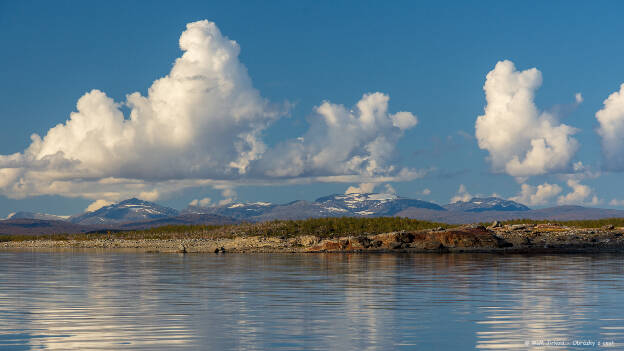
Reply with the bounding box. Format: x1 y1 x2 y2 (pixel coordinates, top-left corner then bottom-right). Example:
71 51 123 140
306 226 511 252
428 226 507 248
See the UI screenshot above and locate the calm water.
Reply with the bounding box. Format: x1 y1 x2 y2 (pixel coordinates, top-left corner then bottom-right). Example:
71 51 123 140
1 250 623 350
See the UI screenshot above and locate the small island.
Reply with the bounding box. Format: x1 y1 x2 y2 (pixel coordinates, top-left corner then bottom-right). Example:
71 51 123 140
2 217 624 254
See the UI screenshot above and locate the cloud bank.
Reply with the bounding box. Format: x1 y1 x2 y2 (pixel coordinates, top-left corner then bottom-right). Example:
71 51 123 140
510 182 562 206
258 92 418 179
557 179 599 206
596 84 624 170
345 183 377 194
475 60 579 178
450 184 472 203
0 20 421 203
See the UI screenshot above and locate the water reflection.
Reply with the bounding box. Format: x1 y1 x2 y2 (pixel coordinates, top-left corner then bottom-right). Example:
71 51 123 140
0 250 623 350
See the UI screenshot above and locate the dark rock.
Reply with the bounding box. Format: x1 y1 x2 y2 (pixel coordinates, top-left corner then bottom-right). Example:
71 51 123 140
408 233 444 250
390 241 404 249
355 236 372 248
395 232 415 243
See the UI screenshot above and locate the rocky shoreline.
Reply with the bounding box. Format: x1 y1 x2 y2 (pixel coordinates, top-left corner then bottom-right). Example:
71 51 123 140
2 222 624 254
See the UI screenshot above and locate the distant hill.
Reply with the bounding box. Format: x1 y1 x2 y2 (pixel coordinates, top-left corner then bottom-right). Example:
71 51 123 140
8 211 70 222
115 213 238 230
444 197 530 212
0 218 99 236
185 201 277 220
397 205 624 224
0 214 237 236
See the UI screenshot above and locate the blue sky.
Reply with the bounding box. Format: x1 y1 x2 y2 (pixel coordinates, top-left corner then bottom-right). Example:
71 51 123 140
2 1 624 216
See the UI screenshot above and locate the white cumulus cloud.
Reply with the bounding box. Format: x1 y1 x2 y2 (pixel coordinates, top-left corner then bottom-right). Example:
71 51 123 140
509 182 562 206
85 199 114 212
475 60 579 178
596 83 624 170
189 197 212 207
383 183 396 194
258 92 418 179
345 182 377 194
0 20 422 202
609 199 624 207
557 179 599 206
217 188 237 206
450 184 472 203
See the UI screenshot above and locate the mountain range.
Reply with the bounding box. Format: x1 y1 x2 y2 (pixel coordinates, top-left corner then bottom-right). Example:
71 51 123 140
3 193 624 235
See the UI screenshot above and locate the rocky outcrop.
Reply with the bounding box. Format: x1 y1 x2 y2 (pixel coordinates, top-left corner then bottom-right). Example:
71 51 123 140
489 223 624 251
307 225 511 252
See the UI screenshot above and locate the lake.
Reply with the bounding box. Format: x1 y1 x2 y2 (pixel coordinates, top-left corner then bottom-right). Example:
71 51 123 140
0 250 623 350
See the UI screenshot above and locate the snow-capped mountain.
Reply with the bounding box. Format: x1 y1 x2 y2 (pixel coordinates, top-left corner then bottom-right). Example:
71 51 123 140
183 193 445 221
315 193 445 216
71 198 179 225
443 197 530 212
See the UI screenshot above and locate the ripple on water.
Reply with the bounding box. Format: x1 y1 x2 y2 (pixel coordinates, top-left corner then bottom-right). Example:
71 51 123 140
0 251 623 350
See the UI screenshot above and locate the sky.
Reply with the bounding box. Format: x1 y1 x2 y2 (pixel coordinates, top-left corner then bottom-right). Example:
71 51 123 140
2 1 624 216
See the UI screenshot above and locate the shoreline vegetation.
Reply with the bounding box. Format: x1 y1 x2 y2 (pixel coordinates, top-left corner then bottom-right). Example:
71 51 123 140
2 217 624 253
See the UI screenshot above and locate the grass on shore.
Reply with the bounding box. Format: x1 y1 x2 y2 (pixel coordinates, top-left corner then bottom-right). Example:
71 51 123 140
0 217 449 242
